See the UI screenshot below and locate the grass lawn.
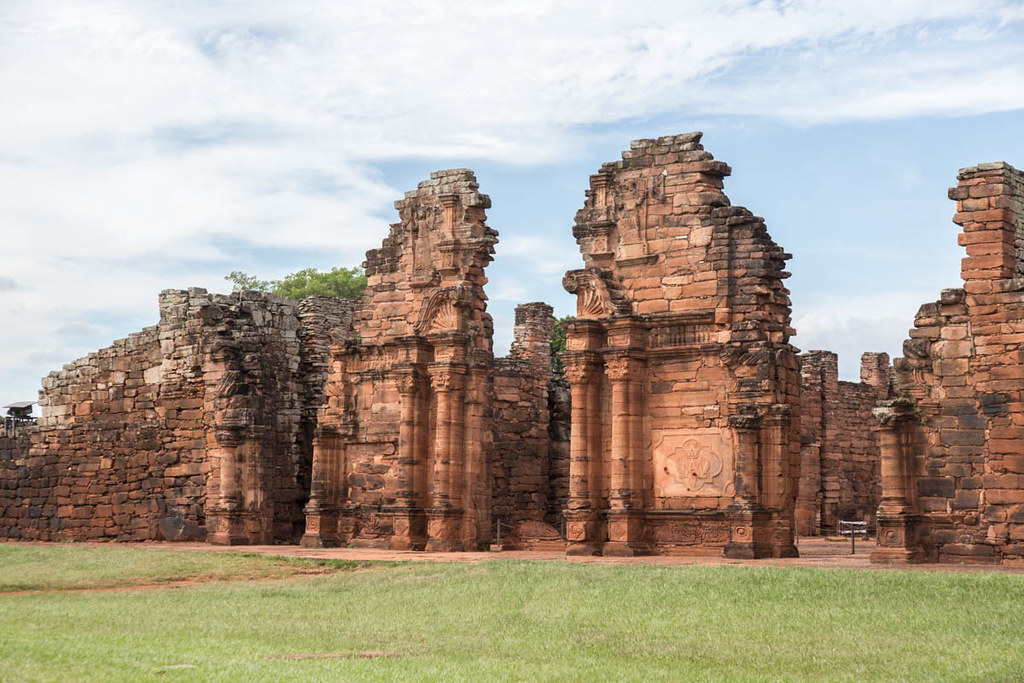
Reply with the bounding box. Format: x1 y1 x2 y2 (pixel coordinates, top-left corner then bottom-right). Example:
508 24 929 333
0 544 358 592
1 545 1023 681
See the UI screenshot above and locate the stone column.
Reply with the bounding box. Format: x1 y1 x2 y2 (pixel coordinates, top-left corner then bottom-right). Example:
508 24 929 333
764 404 797 558
209 426 247 546
565 360 593 510
301 426 341 548
564 355 603 555
426 362 466 551
461 363 491 551
730 410 761 507
604 355 647 556
390 367 426 550
724 409 770 559
871 400 924 563
430 368 454 509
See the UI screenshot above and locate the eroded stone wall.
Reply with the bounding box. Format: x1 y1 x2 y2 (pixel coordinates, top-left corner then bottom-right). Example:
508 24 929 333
874 161 1024 564
561 133 801 558
0 289 351 543
796 351 888 536
492 302 568 549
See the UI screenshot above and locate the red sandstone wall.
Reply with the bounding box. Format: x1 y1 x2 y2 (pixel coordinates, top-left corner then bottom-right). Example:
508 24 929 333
796 351 887 536
562 133 802 558
492 302 568 548
880 161 1024 564
305 169 498 551
0 289 350 543
0 320 206 541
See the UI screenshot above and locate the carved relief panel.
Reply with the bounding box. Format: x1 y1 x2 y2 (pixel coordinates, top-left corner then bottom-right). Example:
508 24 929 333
652 429 735 498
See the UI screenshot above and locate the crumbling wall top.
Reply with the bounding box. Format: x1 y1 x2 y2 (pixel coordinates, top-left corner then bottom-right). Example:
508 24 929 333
357 168 498 348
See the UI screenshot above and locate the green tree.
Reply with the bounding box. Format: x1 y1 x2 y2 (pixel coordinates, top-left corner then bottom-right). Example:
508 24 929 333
550 315 575 374
225 266 367 300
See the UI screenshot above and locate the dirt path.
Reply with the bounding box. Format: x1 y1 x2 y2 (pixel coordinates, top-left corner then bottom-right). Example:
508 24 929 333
13 537 1024 574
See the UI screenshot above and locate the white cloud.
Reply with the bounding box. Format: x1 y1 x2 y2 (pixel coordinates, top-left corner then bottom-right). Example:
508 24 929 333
0 0 1022 399
792 290 944 380
496 234 582 277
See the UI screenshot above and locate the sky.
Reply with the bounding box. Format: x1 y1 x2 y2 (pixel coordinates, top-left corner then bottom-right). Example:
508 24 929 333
2 1 1024 410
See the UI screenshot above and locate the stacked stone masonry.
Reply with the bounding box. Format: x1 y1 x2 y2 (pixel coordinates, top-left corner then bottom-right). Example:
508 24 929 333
0 289 353 543
6 131 1002 561
561 133 802 557
302 169 501 551
492 303 570 549
873 162 1024 565
795 351 888 536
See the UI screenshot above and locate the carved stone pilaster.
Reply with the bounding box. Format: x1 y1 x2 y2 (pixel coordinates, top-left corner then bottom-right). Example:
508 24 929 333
426 362 467 551
603 354 648 556
871 400 925 564
724 408 773 558
763 404 797 558
564 356 597 510
301 425 343 548
728 409 761 507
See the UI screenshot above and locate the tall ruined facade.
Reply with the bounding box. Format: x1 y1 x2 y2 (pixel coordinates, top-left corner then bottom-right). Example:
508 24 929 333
874 162 1024 565
302 170 499 551
561 134 801 557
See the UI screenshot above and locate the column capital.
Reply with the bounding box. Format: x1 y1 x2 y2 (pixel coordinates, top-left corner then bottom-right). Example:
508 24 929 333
604 354 643 382
872 399 917 429
728 408 761 432
394 365 424 395
563 355 599 385
427 362 467 392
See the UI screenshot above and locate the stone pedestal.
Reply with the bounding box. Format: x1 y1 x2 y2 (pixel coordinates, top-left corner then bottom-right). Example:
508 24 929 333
388 506 427 550
723 506 773 559
300 503 340 548
564 510 604 556
604 510 650 556
209 509 249 546
426 508 464 552
872 512 925 564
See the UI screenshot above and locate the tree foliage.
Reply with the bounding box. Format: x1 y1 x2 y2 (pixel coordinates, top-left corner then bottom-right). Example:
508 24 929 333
225 267 367 300
550 315 575 374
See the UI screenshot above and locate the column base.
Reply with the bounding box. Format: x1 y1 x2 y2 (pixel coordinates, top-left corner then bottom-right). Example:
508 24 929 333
770 513 799 558
425 508 464 552
564 508 606 556
604 510 650 556
871 513 925 564
208 509 252 546
300 506 340 548
723 506 773 559
388 506 427 551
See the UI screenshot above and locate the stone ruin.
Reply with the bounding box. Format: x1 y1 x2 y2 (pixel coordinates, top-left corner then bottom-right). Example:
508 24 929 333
1 133 1021 563
561 133 801 557
796 351 889 536
0 289 350 542
302 169 501 551
872 162 1024 565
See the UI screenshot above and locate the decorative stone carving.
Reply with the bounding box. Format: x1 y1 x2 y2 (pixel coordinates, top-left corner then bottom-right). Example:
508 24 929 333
414 285 473 335
653 430 735 497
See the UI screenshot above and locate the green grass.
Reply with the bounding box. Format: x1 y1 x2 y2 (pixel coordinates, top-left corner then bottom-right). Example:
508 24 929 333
0 544 358 592
1 546 1023 681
